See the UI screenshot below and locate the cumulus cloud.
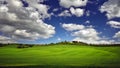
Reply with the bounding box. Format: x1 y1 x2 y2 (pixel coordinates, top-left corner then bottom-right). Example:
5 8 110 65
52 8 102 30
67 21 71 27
57 37 61 41
59 0 88 8
107 21 120 28
58 10 71 17
62 23 85 31
73 37 114 44
0 0 55 42
114 31 120 38
72 28 100 40
85 20 90 24
25 0 50 19
0 35 16 44
70 7 84 17
58 7 84 17
62 23 114 44
100 0 120 19
53 8 59 12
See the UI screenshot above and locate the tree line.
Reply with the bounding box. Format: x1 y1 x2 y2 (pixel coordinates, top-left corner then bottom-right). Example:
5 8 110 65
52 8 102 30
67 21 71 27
0 41 120 48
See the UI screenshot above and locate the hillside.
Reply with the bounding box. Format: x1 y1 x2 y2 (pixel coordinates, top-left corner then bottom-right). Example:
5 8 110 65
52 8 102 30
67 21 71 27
0 44 120 68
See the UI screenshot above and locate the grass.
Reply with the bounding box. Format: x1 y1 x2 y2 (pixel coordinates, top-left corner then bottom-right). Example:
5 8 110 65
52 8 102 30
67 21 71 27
0 44 120 68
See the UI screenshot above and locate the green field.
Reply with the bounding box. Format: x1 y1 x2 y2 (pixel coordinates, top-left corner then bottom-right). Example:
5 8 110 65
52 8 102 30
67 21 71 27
0 44 120 68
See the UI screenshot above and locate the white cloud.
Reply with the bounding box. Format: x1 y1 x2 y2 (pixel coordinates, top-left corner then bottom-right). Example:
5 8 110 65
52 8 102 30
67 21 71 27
58 7 84 17
14 30 40 40
62 23 85 31
100 0 120 19
0 0 55 42
57 38 61 41
62 23 114 44
73 37 113 44
53 8 59 12
85 20 90 24
86 10 90 16
59 0 88 8
25 0 50 19
72 28 101 44
114 31 120 38
72 28 100 40
58 10 71 17
107 21 120 28
0 35 16 44
9 0 23 7
0 5 9 12
70 7 84 17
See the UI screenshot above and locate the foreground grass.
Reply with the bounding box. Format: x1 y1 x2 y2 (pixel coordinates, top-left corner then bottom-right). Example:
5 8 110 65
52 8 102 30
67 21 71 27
0 44 120 68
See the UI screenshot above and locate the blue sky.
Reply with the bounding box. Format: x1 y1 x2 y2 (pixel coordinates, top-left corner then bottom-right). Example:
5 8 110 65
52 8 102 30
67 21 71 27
0 0 120 44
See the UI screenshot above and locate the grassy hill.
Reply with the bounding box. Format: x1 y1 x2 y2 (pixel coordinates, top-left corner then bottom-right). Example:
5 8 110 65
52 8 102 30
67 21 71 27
0 44 120 68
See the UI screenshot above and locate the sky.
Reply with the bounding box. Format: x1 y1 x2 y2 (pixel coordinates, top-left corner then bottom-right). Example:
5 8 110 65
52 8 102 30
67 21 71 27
0 0 120 44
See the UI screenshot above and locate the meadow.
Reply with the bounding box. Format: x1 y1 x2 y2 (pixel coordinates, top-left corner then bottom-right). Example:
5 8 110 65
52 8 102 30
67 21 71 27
0 43 120 68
